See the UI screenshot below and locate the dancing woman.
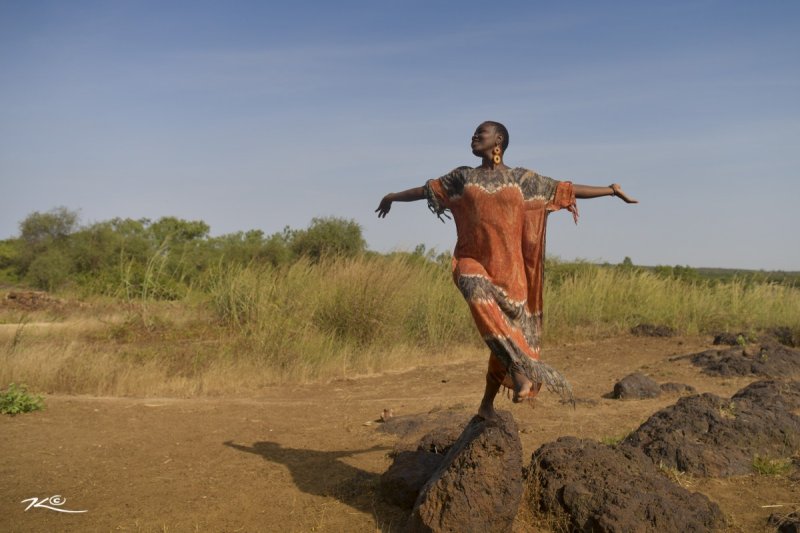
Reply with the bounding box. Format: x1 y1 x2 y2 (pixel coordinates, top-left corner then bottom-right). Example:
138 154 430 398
376 121 637 420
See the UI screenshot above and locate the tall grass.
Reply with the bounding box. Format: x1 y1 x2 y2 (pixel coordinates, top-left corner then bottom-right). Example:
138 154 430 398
544 266 800 339
207 255 481 381
2 258 799 396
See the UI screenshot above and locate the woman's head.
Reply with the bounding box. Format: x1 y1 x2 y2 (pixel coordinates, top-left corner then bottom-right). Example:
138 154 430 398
471 121 509 158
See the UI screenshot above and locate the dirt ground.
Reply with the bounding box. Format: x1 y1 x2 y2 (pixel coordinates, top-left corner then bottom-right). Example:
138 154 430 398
2 335 798 532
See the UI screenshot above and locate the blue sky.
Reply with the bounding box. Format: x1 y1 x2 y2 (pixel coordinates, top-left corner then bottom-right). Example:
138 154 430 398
1 1 798 270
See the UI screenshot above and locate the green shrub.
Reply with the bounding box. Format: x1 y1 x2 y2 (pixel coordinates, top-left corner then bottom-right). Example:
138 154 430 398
0 383 45 416
752 455 793 476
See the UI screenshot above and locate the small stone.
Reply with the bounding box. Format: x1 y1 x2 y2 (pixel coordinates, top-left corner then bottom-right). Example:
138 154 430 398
611 373 661 399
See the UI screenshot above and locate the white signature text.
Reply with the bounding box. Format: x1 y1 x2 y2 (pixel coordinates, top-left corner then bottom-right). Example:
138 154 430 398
21 495 87 513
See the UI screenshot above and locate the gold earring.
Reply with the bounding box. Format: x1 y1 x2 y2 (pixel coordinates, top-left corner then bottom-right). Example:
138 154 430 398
492 146 502 165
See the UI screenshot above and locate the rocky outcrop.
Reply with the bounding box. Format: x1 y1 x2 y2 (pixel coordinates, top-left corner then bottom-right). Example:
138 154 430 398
621 380 800 476
407 411 523 533
528 437 724 532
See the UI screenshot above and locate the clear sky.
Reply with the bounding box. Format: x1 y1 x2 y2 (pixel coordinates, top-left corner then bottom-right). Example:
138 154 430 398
1 1 798 270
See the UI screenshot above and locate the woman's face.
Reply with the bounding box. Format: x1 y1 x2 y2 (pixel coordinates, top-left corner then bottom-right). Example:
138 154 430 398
471 123 501 157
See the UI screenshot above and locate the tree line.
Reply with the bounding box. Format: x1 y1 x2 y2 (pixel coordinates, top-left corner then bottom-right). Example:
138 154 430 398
0 207 367 296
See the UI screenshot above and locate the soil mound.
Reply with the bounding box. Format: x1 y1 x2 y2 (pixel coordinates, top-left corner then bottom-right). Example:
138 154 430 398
3 290 64 310
766 326 799 348
630 323 675 337
690 342 800 378
621 380 800 477
769 511 800 533
714 328 799 348
407 411 523 533
527 436 724 532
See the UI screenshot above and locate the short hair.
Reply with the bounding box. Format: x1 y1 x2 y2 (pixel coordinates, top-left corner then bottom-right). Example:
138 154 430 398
484 121 509 151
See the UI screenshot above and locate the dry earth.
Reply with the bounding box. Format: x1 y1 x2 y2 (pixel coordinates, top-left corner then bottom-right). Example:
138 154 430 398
2 335 798 532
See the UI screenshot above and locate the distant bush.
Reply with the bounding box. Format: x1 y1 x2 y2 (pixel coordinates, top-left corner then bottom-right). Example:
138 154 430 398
289 216 366 261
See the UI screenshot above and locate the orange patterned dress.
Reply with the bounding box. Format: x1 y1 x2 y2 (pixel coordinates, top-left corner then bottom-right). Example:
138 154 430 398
426 166 577 400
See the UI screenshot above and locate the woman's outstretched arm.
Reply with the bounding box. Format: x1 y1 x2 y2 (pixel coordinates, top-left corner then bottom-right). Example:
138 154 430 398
573 183 638 204
375 186 427 218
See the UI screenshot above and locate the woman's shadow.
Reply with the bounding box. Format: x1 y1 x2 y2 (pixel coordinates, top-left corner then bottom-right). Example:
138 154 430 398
223 440 406 529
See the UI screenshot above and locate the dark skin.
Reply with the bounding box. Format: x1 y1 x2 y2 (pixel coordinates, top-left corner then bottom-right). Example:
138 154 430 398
376 122 637 420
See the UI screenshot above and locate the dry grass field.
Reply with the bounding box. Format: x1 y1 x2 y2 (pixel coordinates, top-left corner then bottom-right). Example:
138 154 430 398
1 261 799 531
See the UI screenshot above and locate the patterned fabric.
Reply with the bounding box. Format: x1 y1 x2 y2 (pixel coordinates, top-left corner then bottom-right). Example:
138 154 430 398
426 167 577 401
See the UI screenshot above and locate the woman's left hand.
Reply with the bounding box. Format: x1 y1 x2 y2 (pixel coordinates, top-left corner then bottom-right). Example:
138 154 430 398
375 194 394 217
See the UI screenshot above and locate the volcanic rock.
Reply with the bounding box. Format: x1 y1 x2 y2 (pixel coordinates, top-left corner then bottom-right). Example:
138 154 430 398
690 342 800 378
528 436 724 532
611 373 661 399
621 380 800 477
407 411 523 533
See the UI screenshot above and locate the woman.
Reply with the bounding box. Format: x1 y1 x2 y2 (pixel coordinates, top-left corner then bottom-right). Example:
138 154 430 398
376 121 637 420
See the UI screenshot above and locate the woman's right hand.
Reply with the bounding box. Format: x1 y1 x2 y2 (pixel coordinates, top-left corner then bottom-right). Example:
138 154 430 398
375 194 394 218
610 184 638 204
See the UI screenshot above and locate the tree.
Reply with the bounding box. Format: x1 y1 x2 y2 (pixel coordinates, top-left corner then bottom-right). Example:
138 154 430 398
19 207 79 247
149 217 210 244
290 217 366 261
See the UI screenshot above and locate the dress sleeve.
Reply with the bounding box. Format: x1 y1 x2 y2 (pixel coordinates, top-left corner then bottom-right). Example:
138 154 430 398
520 170 578 223
425 167 468 218
547 181 579 224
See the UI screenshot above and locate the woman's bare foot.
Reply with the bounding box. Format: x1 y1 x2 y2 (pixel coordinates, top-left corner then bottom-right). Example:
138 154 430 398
477 373 501 420
511 365 533 403
477 401 497 421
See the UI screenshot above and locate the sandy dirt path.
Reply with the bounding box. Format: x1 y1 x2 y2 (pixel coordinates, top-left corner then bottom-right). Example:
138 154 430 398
2 336 797 532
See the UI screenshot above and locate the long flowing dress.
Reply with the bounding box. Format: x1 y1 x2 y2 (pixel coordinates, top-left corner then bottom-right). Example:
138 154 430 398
425 166 577 401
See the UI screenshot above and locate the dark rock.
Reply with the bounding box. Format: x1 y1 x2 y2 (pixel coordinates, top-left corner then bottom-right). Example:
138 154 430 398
381 415 466 509
713 332 748 345
732 379 800 410
611 373 661 399
769 511 800 533
407 411 523 533
415 425 463 455
380 451 445 509
690 341 800 378
527 437 724 532
631 323 676 337
659 382 697 394
621 380 800 477
767 326 799 348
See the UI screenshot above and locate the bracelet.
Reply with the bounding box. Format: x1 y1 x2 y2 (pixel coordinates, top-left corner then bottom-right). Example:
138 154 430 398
609 185 616 197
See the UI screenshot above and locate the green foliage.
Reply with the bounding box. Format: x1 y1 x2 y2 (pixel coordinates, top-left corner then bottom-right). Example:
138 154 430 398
19 207 79 246
27 247 72 291
149 217 210 244
653 264 701 282
0 383 44 416
752 455 793 476
289 217 366 261
0 238 21 283
6 209 368 296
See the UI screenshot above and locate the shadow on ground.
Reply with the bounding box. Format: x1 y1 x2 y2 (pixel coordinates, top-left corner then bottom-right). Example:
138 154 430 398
224 440 407 530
